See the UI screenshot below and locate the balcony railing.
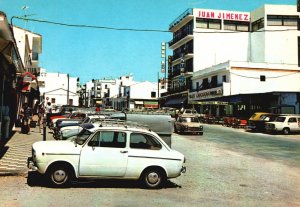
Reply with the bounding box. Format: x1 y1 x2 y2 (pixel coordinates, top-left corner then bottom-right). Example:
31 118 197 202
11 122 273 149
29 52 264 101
169 30 193 48
169 8 193 30
190 83 223 92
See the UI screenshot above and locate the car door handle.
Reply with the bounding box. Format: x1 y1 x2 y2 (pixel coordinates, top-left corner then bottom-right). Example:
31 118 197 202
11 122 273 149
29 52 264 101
120 150 128 153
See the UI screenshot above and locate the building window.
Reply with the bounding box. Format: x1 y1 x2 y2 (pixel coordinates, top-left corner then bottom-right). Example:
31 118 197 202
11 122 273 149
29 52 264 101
202 78 209 90
222 75 227 82
196 82 199 90
260 75 266 82
252 18 264 31
32 52 39 61
51 98 56 103
196 18 221 30
267 15 298 27
224 20 250 31
210 75 218 88
151 92 156 98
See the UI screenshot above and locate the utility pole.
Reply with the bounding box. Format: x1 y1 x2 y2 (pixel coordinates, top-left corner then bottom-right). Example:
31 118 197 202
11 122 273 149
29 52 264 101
67 74 69 105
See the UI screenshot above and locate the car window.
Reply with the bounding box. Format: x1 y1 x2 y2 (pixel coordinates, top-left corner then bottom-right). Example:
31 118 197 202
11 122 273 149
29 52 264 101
288 118 297 123
130 133 162 150
275 117 286 122
88 131 126 148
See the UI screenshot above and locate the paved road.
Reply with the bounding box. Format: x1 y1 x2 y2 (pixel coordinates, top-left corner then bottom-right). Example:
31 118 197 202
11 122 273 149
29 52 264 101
195 124 300 168
0 124 299 207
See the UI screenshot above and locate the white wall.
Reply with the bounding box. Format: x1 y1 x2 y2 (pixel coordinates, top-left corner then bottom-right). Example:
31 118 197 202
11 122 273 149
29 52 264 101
38 70 79 106
130 82 158 99
193 32 249 71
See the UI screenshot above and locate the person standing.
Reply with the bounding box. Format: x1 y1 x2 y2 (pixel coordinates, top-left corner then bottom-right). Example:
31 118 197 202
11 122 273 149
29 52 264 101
21 103 32 134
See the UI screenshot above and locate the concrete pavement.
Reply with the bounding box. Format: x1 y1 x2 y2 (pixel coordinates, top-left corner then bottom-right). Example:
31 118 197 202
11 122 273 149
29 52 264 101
0 121 53 176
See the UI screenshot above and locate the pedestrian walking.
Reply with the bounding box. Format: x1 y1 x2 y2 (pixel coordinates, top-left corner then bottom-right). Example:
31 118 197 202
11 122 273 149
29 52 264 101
95 104 101 112
45 102 52 126
20 103 32 134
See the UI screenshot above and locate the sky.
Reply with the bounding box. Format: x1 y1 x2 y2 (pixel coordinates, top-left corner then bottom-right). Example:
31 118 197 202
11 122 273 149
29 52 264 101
0 0 296 84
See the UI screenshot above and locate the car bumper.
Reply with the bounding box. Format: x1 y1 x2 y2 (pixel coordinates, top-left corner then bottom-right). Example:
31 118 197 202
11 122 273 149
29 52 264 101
27 157 38 171
181 166 186 173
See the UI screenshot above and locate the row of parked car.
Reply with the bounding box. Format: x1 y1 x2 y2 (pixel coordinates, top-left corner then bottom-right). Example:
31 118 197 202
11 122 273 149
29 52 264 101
247 112 300 135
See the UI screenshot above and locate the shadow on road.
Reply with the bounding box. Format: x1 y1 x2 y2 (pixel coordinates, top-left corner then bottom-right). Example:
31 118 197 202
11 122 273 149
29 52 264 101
27 171 181 189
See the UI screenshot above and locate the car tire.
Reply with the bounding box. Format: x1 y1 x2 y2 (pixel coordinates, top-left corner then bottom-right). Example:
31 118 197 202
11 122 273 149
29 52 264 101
48 164 73 187
283 127 290 135
199 132 203 135
142 168 166 189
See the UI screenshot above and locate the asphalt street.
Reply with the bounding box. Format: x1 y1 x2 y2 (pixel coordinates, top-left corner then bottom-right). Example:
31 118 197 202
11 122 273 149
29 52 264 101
0 124 299 207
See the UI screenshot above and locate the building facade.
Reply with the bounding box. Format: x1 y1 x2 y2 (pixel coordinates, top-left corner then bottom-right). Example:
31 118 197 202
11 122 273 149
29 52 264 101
13 26 42 110
0 11 25 139
38 69 80 107
163 4 300 117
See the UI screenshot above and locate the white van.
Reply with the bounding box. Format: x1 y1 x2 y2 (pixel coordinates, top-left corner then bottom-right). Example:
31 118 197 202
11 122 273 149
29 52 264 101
265 114 300 135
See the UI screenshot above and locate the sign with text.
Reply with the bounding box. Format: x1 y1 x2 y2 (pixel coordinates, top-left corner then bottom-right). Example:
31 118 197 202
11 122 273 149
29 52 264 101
189 87 223 101
195 9 250 22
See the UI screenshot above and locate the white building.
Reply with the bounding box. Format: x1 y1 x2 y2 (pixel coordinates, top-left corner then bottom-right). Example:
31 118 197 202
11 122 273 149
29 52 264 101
166 4 300 116
13 26 42 108
125 81 160 110
38 69 80 107
13 26 42 75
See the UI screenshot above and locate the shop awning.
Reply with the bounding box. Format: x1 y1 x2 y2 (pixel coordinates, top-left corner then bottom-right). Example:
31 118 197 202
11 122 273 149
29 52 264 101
134 101 144 105
144 101 158 108
165 97 187 106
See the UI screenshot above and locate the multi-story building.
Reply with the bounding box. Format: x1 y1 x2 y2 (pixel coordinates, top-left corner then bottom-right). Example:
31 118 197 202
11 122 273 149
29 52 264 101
13 26 42 76
164 4 300 117
38 69 80 107
13 26 42 108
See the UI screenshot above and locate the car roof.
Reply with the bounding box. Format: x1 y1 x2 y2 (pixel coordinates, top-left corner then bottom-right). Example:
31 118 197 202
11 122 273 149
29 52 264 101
179 114 199 118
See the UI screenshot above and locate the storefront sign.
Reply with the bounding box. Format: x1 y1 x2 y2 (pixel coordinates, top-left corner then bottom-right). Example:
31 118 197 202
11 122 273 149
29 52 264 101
189 87 223 101
196 9 250 22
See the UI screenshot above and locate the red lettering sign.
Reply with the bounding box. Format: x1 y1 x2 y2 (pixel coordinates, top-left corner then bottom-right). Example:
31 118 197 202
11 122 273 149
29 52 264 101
197 9 250 22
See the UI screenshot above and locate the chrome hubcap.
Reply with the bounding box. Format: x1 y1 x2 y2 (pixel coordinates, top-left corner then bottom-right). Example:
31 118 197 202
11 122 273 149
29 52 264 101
53 170 67 183
147 172 160 184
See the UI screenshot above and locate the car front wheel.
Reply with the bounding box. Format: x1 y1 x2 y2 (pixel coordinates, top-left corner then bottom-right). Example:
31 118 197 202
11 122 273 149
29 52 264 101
48 164 73 187
283 127 290 135
142 168 165 189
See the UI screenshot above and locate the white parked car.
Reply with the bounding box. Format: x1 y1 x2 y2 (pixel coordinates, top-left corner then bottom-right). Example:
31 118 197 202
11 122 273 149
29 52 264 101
28 123 186 189
265 114 300 135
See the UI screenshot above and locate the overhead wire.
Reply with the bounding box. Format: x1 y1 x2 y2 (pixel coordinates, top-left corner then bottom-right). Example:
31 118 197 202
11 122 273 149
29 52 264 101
11 16 299 34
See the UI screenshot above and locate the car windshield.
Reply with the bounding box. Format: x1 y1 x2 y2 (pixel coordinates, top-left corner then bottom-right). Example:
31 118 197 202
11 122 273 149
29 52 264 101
182 117 199 123
75 128 92 145
81 117 90 124
274 117 286 122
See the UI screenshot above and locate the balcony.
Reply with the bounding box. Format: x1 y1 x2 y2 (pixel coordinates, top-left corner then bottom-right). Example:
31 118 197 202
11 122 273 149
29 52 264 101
169 33 193 50
190 84 223 93
169 8 193 31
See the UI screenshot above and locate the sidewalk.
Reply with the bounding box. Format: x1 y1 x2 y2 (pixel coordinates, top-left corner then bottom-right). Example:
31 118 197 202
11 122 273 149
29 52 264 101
0 121 53 176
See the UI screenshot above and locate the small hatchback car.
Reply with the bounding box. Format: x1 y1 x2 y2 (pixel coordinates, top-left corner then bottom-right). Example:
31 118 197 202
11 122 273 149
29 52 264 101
28 122 186 189
174 115 203 135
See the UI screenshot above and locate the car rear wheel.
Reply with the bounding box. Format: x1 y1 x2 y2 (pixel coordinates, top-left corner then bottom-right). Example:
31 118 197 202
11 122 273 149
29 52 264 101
283 127 290 135
142 168 165 189
48 164 73 187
